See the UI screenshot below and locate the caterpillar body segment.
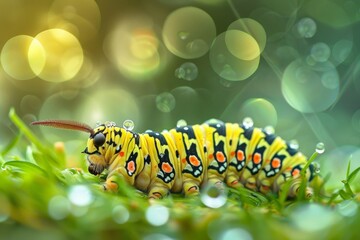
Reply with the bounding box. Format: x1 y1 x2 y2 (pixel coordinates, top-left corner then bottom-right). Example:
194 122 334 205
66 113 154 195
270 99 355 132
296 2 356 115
32 119 316 199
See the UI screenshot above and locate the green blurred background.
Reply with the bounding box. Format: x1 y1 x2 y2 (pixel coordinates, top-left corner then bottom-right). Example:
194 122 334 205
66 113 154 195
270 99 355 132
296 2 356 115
1 0 360 190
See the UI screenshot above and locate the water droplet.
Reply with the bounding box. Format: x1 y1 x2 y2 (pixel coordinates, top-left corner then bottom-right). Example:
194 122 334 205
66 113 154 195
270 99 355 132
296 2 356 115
175 62 198 81
123 119 134 131
68 185 93 207
289 140 299 150
316 142 325 154
105 121 116 127
176 119 187 127
155 92 176 113
112 205 130 224
296 18 317 38
95 121 102 127
312 162 321 174
204 118 224 125
200 184 228 208
178 31 189 40
263 126 275 135
242 117 254 129
145 205 170 226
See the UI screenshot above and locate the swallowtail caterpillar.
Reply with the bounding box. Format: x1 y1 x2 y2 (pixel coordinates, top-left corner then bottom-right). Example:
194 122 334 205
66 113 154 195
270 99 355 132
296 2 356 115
32 118 319 199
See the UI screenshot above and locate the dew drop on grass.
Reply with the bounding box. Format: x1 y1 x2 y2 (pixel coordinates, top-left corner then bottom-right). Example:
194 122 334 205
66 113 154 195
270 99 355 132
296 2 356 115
145 205 170 226
242 117 254 129
200 184 228 208
123 119 134 131
316 142 325 154
176 119 187 127
312 162 321 174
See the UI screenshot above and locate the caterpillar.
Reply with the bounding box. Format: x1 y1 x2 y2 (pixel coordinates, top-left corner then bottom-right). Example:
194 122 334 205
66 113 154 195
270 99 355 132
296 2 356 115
31 118 317 199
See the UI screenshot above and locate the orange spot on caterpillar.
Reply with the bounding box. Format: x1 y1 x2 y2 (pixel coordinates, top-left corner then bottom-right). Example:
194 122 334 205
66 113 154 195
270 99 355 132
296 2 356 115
230 151 235 157
253 153 262 165
208 153 214 159
161 162 173 173
119 151 125 157
292 168 300 177
271 158 281 169
216 151 226 162
127 161 135 173
189 155 200 166
237 150 244 161
181 158 187 164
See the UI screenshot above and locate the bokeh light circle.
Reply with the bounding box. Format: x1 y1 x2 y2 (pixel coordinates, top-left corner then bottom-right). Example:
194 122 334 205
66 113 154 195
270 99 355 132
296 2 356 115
239 98 277 128
162 7 216 59
29 28 84 82
0 35 45 80
103 16 165 81
48 0 101 40
310 42 331 63
228 18 266 53
318 146 360 190
78 87 141 127
156 92 176 113
209 31 260 81
296 17 317 38
281 59 339 113
175 62 198 81
225 30 260 61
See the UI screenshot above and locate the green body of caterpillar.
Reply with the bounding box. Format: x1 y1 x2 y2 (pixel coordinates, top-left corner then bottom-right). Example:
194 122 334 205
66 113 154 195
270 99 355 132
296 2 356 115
76 120 316 199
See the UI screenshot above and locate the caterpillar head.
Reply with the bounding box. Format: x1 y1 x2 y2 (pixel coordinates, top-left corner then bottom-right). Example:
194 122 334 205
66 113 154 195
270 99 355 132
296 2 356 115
31 120 125 176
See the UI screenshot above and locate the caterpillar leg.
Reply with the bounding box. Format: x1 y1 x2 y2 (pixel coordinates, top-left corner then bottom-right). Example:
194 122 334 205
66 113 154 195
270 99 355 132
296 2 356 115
288 179 313 199
103 167 133 192
148 183 169 199
207 177 226 191
225 174 243 188
103 173 126 192
182 180 200 197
